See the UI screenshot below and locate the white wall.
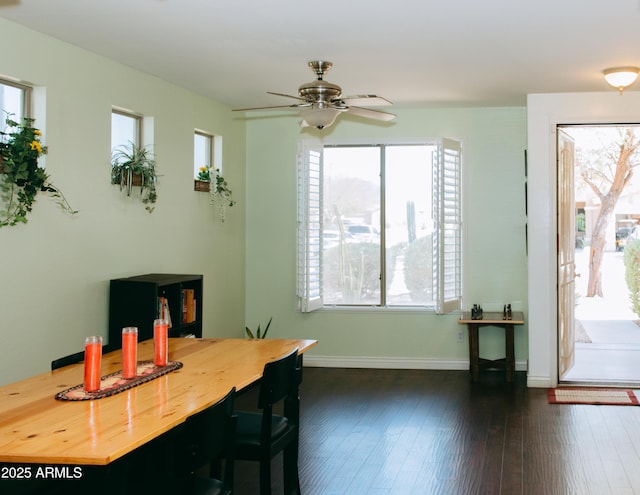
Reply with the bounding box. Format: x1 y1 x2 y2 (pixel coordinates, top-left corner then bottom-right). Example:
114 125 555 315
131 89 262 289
0 17 533 384
245 107 528 369
527 91 640 387
0 18 246 385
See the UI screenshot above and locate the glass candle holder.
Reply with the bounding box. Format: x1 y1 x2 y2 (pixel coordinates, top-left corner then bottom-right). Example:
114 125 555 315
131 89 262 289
84 336 102 392
153 319 169 366
121 327 138 379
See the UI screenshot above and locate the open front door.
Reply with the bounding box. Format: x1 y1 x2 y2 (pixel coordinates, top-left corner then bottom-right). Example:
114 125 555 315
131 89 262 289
558 128 576 379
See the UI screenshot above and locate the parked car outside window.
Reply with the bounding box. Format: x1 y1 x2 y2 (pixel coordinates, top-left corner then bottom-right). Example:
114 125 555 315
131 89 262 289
346 224 378 242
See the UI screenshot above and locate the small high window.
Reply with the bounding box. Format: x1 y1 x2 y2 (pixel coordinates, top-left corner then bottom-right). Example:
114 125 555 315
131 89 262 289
194 130 214 178
111 109 142 159
0 79 30 123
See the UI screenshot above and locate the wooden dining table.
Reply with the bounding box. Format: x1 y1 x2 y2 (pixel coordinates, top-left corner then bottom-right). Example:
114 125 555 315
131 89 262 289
0 337 317 492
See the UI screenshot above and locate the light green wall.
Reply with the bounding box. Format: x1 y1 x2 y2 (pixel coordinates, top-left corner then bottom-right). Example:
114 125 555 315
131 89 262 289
0 17 529 383
0 18 246 385
245 107 528 365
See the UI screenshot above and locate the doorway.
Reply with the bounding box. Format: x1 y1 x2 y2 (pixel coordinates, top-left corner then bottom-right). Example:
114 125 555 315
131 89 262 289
558 124 640 385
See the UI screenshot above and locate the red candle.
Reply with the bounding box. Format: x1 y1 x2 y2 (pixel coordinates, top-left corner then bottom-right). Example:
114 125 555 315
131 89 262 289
84 336 102 392
122 327 138 379
153 319 169 366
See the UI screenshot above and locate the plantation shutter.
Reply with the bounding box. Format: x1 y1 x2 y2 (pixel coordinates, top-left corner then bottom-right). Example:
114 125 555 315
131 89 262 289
434 138 462 314
297 139 323 312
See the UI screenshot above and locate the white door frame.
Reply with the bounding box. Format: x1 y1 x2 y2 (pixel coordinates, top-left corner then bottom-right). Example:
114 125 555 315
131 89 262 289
526 91 640 388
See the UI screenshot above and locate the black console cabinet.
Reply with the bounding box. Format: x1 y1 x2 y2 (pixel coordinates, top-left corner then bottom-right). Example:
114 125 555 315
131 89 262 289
108 273 203 350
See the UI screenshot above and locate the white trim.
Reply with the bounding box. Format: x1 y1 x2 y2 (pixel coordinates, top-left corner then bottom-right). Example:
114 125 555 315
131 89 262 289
436 138 462 313
324 137 442 147
297 139 323 312
303 355 528 372
527 91 640 389
526 375 554 388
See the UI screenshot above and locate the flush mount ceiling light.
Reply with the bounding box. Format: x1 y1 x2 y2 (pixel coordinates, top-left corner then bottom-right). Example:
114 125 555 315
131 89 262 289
603 67 640 93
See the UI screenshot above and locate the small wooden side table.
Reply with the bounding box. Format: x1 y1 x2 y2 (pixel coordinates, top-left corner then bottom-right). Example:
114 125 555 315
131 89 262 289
458 311 524 382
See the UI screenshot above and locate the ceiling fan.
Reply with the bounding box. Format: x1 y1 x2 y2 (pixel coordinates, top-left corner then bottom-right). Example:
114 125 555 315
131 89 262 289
233 61 396 130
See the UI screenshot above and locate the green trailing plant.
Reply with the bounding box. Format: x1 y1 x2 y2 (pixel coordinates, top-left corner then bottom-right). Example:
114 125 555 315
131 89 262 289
111 141 158 213
245 317 272 339
196 165 235 222
195 166 235 221
210 167 235 222
0 115 77 227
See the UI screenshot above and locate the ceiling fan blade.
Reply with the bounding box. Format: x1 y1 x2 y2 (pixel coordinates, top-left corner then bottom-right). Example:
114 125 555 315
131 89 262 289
347 106 396 122
232 103 309 112
339 95 392 107
233 91 311 112
267 91 308 102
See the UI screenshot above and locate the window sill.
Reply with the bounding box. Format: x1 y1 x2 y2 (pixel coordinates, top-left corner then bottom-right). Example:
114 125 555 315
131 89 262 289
320 305 438 314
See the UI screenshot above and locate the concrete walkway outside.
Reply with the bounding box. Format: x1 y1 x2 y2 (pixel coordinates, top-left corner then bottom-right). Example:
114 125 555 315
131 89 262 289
563 249 640 383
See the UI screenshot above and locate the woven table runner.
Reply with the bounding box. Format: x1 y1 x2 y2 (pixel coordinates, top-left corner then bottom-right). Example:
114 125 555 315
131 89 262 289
55 360 183 401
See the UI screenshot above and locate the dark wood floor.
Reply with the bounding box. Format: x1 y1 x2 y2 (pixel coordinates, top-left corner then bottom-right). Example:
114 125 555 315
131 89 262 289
233 367 640 495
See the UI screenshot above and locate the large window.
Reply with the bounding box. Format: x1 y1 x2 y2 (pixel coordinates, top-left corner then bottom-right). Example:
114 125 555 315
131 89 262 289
298 140 462 312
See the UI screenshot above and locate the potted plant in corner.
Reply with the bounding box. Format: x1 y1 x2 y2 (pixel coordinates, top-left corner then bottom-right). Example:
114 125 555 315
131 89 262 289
194 165 235 222
111 141 158 213
0 115 77 227
245 317 272 339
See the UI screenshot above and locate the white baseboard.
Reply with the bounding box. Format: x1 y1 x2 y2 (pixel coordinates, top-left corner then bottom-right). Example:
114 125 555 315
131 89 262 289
303 355 528 372
526 375 553 388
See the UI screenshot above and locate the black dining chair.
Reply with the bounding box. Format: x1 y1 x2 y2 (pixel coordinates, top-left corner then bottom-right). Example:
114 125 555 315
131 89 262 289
130 386 237 495
51 350 86 370
233 348 301 495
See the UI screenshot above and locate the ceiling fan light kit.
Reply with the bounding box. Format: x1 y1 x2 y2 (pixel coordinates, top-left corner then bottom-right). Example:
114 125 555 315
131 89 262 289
233 60 396 130
301 106 342 129
603 66 639 94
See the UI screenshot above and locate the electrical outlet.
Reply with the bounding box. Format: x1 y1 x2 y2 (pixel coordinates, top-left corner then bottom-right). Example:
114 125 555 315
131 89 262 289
457 330 464 342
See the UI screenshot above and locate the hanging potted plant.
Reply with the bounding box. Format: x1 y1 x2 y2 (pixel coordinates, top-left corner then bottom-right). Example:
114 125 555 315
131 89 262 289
0 115 77 227
194 166 211 192
195 165 235 222
111 141 158 213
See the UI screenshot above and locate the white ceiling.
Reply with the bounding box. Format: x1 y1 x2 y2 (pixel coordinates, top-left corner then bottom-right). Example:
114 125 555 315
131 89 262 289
1 0 640 110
